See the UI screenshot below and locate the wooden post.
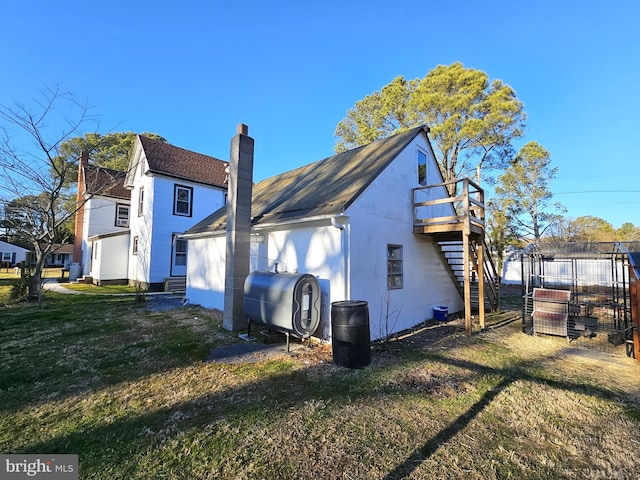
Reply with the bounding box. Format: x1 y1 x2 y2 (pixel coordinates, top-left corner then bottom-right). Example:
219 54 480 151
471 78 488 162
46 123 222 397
630 264 640 362
463 232 472 335
477 238 485 330
463 179 472 335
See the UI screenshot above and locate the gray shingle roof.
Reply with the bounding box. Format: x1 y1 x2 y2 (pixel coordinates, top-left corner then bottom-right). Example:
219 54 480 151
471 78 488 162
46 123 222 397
139 135 228 187
185 126 428 236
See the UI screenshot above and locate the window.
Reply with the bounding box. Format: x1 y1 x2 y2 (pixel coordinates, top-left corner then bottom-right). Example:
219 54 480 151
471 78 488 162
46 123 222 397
174 239 187 266
2 252 11 262
115 204 130 227
133 236 139 255
173 184 193 217
387 244 403 289
138 188 144 216
417 149 427 186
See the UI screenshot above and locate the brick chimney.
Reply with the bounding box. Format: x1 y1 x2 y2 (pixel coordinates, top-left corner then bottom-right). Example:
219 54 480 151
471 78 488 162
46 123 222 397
223 124 254 331
72 151 89 265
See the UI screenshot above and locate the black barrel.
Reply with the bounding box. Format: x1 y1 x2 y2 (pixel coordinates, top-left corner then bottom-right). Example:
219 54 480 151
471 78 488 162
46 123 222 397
331 300 371 368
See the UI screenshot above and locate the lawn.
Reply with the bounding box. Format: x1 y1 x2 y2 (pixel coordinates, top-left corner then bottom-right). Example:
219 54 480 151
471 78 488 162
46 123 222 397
1 289 639 479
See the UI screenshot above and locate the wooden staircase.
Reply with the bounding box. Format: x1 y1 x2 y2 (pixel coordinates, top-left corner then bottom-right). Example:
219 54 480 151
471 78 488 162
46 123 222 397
435 238 499 312
164 276 186 293
413 178 499 334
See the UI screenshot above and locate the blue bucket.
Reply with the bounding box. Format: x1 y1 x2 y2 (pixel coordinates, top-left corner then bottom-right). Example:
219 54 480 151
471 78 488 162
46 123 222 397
433 306 448 321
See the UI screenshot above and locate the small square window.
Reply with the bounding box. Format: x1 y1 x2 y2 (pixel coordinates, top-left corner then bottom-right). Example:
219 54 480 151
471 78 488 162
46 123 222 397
387 244 403 289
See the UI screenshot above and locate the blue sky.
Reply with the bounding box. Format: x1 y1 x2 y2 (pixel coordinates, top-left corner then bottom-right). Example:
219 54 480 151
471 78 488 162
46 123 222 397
1 0 638 227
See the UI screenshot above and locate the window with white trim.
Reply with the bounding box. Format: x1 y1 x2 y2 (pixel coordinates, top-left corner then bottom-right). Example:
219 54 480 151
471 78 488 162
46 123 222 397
387 244 403 289
133 236 139 255
173 184 193 217
174 239 187 266
115 204 130 227
138 188 144 216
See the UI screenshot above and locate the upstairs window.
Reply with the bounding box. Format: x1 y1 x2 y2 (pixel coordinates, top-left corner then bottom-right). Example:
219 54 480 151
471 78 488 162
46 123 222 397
387 244 403 289
174 184 193 217
138 188 144 216
417 149 427 186
115 204 130 227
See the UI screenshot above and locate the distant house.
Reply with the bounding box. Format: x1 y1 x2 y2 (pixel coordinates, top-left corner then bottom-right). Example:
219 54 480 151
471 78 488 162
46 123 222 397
182 126 494 341
45 244 74 268
74 136 229 290
0 240 29 267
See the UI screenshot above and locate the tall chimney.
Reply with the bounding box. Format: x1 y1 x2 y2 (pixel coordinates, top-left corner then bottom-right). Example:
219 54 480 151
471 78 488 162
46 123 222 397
223 124 254 331
72 151 89 265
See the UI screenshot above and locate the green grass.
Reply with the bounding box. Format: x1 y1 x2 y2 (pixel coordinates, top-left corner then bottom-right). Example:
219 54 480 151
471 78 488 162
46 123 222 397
1 292 640 479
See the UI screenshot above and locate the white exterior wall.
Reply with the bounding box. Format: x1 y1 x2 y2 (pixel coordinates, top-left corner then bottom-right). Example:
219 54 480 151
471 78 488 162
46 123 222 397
0 240 29 266
185 131 463 342
185 222 341 340
89 233 130 282
186 234 265 309
81 196 130 275
128 162 226 285
128 165 155 284
347 135 463 339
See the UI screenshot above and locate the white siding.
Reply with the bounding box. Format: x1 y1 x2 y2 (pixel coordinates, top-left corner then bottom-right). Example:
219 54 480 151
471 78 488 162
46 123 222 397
81 196 130 275
128 166 154 284
90 233 130 281
186 234 265 309
347 134 463 339
185 131 463 341
0 240 29 266
128 168 227 285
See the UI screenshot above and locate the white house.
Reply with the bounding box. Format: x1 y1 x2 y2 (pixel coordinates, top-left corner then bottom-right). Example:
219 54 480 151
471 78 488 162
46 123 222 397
117 135 229 291
72 136 229 289
182 126 486 341
73 155 131 279
44 244 74 269
0 239 29 267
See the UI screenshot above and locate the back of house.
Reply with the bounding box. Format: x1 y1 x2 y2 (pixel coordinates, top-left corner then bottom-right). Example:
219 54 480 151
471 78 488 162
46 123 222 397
182 126 464 341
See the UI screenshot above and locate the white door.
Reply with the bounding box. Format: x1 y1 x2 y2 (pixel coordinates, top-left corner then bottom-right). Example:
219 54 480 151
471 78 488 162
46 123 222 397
170 234 187 277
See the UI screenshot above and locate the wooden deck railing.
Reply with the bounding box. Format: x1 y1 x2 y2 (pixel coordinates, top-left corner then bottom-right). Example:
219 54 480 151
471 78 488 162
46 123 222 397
412 178 485 236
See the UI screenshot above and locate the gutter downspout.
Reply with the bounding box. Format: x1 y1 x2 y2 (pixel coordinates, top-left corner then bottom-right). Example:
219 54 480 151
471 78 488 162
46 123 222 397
331 215 349 301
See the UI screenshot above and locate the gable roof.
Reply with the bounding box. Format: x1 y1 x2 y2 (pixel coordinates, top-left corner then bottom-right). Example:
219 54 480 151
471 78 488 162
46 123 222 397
134 135 228 188
0 239 30 252
184 126 429 236
84 165 130 200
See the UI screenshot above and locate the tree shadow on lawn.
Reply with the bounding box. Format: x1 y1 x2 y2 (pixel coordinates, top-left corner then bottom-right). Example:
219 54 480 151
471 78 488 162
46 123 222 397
15 342 639 479
0 292 232 414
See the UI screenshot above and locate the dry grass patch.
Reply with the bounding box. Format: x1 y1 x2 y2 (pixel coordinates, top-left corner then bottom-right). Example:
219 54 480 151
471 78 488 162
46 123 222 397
2 294 640 479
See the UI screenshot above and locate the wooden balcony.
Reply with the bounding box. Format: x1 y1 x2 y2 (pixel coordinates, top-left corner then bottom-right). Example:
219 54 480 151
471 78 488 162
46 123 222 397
412 178 497 334
412 178 485 239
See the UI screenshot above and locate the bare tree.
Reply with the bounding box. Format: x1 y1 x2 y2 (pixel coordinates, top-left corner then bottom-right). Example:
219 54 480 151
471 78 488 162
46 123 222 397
0 87 97 304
